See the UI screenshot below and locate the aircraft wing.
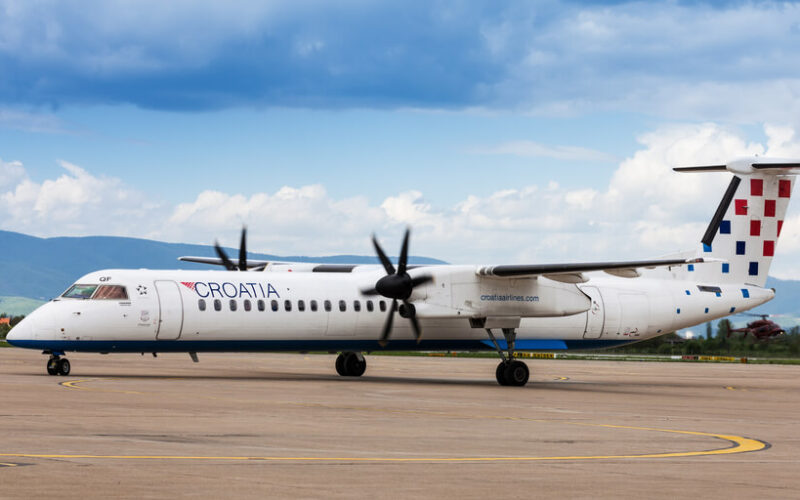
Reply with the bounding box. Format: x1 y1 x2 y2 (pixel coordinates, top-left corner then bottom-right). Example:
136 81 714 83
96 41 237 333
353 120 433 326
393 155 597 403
177 256 376 273
476 257 710 283
178 256 271 270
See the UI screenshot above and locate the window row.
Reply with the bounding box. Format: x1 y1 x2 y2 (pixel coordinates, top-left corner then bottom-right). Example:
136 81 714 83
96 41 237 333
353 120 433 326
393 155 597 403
197 298 389 313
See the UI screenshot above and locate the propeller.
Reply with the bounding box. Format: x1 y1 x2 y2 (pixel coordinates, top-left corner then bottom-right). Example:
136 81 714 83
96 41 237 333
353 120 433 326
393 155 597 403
214 227 251 271
362 228 433 346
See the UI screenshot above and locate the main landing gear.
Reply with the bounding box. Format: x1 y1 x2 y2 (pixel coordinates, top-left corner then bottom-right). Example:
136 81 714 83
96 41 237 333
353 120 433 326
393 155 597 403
45 354 71 376
335 352 366 377
486 328 529 387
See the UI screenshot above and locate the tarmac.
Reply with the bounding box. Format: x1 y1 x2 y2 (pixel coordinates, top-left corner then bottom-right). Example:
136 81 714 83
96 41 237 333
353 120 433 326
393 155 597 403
0 349 798 499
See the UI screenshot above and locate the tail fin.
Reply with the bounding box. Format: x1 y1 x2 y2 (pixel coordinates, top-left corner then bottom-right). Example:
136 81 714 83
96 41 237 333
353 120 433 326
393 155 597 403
675 157 799 287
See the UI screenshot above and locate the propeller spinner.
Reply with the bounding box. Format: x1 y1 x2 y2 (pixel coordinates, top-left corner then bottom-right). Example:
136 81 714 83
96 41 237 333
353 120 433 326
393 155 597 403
362 229 432 346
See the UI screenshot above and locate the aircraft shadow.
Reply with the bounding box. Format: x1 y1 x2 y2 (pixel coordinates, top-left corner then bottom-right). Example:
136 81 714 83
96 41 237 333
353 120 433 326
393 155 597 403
36 370 722 395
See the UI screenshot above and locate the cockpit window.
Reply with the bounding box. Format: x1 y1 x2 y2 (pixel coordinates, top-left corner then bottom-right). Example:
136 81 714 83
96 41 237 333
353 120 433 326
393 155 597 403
94 285 128 300
62 284 98 299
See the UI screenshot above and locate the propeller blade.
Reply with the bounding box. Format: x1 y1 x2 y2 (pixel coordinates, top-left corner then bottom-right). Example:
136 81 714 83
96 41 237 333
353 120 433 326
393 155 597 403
397 228 410 275
214 241 238 271
403 299 422 343
378 299 397 347
239 227 247 271
372 234 396 275
410 275 433 287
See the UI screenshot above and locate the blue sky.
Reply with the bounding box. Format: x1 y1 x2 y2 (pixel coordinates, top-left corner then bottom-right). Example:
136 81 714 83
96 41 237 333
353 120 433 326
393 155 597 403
3 0 800 277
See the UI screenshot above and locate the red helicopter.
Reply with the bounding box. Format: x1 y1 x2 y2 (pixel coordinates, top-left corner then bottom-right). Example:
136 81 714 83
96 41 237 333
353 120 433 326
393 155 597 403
729 313 786 341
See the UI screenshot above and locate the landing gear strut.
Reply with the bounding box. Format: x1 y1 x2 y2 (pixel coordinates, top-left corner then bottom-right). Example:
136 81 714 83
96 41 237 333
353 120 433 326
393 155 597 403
486 328 529 387
46 354 70 376
335 352 366 377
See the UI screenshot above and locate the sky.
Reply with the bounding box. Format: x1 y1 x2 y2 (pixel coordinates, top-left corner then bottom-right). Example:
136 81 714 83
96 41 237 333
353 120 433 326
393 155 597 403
4 0 800 277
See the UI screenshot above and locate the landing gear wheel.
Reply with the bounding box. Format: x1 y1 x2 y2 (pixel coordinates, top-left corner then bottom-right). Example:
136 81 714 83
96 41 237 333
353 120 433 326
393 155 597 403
495 362 509 386
46 357 59 376
336 352 366 377
57 358 71 376
503 360 529 387
344 352 366 377
335 353 347 376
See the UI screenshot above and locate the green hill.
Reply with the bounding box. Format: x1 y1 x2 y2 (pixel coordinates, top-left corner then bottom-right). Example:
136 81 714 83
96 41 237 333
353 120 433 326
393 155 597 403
0 296 46 316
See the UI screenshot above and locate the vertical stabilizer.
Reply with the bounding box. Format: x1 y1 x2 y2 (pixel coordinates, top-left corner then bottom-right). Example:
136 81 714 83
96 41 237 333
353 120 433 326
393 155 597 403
674 158 798 287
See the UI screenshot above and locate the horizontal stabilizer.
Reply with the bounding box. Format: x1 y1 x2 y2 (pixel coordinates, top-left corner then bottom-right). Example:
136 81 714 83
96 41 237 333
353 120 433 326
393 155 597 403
675 157 800 175
673 165 727 172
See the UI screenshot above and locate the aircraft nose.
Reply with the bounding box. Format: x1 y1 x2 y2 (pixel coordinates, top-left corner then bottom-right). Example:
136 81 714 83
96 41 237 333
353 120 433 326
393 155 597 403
5 316 31 345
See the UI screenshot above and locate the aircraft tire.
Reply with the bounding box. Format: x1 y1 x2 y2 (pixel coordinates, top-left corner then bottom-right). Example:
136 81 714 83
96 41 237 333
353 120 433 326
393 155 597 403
46 358 59 376
344 352 366 377
495 362 509 386
335 354 347 376
503 360 529 387
57 358 71 376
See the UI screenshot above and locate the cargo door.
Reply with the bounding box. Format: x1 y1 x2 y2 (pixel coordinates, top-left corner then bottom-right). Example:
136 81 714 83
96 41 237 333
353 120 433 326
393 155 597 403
580 285 605 339
155 280 183 340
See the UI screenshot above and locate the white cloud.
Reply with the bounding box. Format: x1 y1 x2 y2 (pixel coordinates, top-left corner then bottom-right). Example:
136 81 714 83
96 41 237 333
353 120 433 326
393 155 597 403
0 158 25 188
0 160 156 236
165 185 385 254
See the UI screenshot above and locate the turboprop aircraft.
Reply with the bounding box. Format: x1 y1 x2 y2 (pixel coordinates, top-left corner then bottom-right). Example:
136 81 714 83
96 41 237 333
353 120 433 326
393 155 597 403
6 158 798 386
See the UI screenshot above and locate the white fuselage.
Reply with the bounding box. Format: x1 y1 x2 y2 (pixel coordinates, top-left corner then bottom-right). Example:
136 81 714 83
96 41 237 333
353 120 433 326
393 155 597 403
7 265 774 353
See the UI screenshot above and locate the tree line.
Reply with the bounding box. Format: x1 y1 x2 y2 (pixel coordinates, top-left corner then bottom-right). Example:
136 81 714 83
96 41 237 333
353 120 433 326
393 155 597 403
613 319 800 357
0 314 25 340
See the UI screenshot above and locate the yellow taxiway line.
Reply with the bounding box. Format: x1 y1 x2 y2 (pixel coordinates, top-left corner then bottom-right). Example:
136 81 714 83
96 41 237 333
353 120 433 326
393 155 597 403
59 379 143 395
0 424 766 463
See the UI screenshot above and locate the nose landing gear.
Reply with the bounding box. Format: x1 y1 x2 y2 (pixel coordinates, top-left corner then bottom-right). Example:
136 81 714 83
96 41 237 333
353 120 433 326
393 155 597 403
45 354 70 376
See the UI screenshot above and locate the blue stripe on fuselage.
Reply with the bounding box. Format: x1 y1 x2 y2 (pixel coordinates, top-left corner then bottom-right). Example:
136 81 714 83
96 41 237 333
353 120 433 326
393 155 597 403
6 338 635 353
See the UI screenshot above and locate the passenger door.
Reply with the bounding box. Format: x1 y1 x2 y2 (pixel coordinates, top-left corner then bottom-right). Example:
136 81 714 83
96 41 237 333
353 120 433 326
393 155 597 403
155 280 183 340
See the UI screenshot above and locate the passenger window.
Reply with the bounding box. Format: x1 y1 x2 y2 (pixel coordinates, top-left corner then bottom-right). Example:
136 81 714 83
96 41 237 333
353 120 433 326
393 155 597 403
94 285 129 300
284 300 292 312
310 300 318 312
271 300 279 312
62 284 98 299
244 299 252 312
366 300 374 312
257 299 265 312
298 300 305 312
353 300 361 312
229 300 237 311
379 300 386 312
339 300 346 312
198 299 206 311
324 300 332 312
214 299 222 311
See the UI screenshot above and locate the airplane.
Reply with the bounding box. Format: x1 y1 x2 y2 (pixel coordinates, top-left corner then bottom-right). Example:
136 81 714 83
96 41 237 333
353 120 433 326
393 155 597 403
6 157 799 386
729 313 786 341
